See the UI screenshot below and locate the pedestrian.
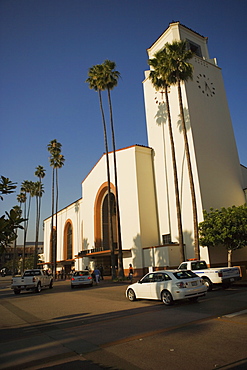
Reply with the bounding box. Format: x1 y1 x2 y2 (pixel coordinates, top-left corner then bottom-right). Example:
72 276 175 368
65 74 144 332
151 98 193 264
128 264 133 282
93 267 101 284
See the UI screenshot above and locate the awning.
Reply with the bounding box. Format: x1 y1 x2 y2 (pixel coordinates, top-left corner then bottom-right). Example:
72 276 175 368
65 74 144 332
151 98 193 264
75 249 131 258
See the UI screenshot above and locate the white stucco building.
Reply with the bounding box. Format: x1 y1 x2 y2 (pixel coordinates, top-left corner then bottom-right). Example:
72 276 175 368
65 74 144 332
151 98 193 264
43 22 247 277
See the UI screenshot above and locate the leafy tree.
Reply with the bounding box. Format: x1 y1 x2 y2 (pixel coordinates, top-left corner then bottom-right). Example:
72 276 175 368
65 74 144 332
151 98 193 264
86 63 116 279
148 50 185 262
165 40 200 259
0 176 17 200
0 208 25 253
199 205 247 266
22 253 41 270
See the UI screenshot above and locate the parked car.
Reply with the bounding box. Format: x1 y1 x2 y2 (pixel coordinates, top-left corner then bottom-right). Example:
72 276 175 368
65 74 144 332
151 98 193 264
126 270 207 306
11 269 53 294
178 260 241 291
1 267 12 276
71 270 93 289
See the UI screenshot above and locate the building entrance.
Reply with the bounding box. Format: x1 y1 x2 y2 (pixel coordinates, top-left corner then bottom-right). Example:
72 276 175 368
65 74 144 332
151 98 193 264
93 255 116 277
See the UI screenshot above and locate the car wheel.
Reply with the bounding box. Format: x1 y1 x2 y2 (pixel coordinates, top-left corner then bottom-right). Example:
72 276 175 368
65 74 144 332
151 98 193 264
127 288 136 301
202 277 213 291
36 282 41 293
161 290 173 306
71 285 75 289
14 289 20 295
49 280 53 289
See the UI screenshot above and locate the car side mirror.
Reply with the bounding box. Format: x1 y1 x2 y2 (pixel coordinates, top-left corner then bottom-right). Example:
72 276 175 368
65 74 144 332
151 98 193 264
138 280 142 284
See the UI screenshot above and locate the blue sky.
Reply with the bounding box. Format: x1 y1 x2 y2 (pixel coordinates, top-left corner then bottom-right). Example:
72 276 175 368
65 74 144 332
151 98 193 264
1 0 246 241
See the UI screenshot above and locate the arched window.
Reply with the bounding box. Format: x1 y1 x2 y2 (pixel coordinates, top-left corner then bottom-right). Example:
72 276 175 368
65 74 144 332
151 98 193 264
64 220 73 260
94 183 117 250
102 193 117 250
67 224 72 259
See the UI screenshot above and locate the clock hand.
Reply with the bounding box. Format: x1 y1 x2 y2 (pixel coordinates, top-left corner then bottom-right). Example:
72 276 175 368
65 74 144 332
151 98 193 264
205 82 211 92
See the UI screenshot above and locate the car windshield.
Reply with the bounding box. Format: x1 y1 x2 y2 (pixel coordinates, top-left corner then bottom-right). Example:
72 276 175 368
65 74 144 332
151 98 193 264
74 271 89 276
173 271 198 279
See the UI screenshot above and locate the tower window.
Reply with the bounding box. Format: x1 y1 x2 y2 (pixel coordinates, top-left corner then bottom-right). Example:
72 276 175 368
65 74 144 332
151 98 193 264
186 39 202 57
162 234 171 245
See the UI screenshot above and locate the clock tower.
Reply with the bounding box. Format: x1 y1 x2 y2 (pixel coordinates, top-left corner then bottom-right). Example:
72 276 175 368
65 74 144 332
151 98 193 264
143 22 245 259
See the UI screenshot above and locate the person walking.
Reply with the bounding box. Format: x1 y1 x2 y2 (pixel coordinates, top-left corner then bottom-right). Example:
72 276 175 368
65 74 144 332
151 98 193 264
128 264 133 283
93 267 101 284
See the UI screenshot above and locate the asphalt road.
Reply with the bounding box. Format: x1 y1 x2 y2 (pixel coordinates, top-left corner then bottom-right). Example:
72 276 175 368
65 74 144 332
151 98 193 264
0 277 247 370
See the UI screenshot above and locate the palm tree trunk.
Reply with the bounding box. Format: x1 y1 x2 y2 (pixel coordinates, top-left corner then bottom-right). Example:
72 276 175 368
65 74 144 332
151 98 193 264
51 168 55 278
107 88 124 278
22 194 31 272
21 199 27 274
165 87 185 262
177 81 199 259
55 167 58 278
34 193 39 268
227 249 232 267
12 235 17 276
98 90 116 279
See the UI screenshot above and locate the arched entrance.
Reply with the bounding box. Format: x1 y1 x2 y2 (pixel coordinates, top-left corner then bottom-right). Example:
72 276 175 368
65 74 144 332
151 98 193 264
63 220 74 274
102 192 117 250
94 182 117 250
94 183 118 275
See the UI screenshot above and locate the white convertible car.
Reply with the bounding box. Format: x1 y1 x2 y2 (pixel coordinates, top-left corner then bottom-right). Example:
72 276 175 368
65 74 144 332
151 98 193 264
126 270 207 306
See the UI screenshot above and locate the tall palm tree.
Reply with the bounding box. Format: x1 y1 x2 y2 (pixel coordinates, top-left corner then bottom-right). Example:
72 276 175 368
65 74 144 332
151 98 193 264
51 152 65 265
48 140 60 277
17 192 26 205
47 140 64 278
101 60 124 278
86 64 116 279
20 180 35 272
11 205 22 275
16 193 26 274
148 50 185 262
34 166 46 268
165 40 199 259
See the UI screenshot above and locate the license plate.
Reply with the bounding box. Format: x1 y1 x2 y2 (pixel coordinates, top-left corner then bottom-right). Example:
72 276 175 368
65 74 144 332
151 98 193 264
191 281 197 286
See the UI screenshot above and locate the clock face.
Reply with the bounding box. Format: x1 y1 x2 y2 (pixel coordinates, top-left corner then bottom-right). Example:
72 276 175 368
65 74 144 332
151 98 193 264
196 74 216 97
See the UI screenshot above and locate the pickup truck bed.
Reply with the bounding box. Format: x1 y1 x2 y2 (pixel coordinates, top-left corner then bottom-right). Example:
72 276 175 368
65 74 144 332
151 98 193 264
178 260 241 290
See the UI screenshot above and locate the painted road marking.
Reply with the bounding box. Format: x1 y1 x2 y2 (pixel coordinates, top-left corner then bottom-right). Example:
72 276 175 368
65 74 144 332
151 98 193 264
223 309 247 318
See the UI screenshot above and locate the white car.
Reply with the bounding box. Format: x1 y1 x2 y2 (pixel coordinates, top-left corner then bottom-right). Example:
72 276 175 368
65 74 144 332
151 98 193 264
71 270 93 289
126 270 207 306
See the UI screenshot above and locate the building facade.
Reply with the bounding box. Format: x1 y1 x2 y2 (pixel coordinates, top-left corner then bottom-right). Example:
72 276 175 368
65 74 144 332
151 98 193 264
43 22 247 277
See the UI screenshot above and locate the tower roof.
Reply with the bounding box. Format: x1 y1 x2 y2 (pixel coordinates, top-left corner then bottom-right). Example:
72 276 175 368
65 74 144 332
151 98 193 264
148 21 207 51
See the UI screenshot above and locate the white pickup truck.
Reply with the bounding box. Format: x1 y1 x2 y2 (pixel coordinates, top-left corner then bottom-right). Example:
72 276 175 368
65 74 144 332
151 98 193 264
178 260 241 291
11 269 53 294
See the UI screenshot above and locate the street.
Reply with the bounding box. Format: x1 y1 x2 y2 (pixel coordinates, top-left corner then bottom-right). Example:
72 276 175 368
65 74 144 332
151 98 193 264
0 277 247 369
